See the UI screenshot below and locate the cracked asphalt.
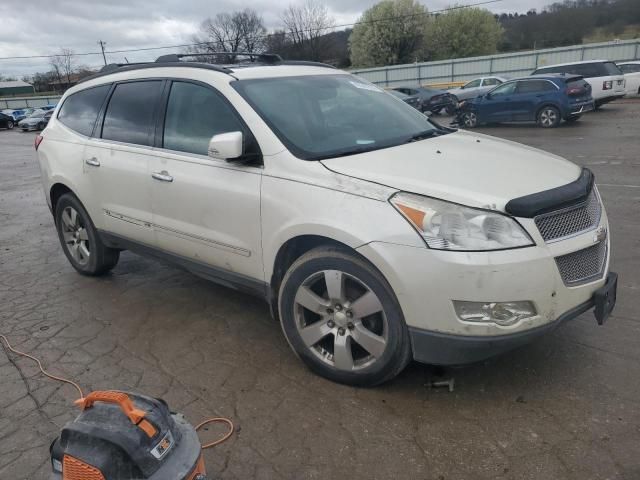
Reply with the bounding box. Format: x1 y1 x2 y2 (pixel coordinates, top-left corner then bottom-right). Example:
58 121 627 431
1 101 639 480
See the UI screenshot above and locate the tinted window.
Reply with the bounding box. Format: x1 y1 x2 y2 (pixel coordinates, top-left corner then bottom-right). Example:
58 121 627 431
517 80 557 93
102 81 162 146
535 62 621 78
490 82 517 96
163 82 245 155
58 85 110 136
620 64 640 74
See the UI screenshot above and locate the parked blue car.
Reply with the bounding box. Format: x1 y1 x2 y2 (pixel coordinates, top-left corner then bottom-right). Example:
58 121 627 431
456 74 593 128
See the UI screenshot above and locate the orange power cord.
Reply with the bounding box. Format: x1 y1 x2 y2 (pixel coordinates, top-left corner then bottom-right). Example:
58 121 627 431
0 334 233 450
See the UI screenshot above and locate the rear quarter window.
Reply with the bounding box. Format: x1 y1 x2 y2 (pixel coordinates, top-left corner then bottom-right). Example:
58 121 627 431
57 84 111 136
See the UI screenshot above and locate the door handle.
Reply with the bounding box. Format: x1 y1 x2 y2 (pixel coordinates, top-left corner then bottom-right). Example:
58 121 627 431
152 170 174 182
85 157 100 167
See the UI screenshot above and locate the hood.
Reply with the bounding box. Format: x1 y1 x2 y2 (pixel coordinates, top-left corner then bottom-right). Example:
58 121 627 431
320 130 581 212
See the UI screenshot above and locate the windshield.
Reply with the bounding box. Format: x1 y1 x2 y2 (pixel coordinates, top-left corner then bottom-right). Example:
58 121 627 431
233 74 440 160
29 111 45 118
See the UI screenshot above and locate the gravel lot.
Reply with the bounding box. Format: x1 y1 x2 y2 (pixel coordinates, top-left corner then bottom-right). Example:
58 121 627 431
1 101 639 480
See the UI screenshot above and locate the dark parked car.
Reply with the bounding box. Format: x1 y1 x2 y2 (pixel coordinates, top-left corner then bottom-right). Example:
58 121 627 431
388 89 422 111
0 112 15 130
392 86 457 114
456 74 593 128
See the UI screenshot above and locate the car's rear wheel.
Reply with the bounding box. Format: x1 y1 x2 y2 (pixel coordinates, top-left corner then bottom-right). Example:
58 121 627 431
278 246 411 386
461 111 478 128
55 193 119 276
537 106 561 128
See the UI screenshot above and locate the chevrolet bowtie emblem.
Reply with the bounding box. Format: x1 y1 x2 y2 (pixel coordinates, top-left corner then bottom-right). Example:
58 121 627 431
593 226 607 244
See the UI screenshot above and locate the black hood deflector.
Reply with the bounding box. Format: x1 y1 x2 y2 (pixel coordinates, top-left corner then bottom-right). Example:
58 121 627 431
505 168 594 218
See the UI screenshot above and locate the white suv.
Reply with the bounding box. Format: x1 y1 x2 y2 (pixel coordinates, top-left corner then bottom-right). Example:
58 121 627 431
533 60 625 107
36 54 617 386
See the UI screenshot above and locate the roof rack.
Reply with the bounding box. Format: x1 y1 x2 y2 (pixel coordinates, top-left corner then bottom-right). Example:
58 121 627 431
77 52 335 84
156 52 284 64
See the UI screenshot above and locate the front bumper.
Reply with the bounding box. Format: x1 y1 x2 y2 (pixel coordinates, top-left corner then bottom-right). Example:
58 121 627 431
408 271 616 365
357 207 612 363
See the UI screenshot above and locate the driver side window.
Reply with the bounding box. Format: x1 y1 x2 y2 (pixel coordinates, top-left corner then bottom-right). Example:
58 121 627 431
490 82 517 96
163 81 246 156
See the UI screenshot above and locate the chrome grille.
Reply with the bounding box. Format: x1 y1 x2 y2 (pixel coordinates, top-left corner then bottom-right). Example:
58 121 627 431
555 241 607 286
535 188 601 242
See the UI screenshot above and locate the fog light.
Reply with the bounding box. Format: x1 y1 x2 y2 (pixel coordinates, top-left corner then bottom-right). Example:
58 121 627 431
453 301 537 326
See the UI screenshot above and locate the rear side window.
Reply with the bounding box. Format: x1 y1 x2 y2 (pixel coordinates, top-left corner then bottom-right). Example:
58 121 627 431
102 81 163 146
535 62 620 78
517 80 557 93
57 85 110 136
483 78 501 86
620 64 640 74
602 62 622 75
163 81 246 156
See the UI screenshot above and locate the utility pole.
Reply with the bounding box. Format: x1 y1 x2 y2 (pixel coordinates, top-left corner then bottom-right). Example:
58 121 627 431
98 40 107 65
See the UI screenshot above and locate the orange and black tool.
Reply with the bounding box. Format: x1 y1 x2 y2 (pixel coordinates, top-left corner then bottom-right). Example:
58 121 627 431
49 390 207 480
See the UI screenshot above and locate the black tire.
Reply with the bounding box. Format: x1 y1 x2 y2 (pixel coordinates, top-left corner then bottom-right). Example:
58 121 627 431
278 246 411 387
7 121 14 130
461 111 479 128
565 115 581 123
54 193 119 276
537 106 561 128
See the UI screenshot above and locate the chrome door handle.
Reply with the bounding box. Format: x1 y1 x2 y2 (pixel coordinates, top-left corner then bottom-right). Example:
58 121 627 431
152 171 173 182
85 157 100 167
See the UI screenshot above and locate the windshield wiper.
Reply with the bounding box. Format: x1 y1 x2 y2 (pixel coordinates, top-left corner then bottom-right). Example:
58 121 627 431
405 129 441 143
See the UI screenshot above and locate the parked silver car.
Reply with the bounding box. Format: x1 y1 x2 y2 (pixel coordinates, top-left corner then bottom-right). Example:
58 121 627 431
18 109 52 131
448 76 507 101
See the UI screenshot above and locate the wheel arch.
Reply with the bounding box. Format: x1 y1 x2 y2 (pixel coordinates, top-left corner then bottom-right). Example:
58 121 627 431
50 182 74 214
535 102 562 118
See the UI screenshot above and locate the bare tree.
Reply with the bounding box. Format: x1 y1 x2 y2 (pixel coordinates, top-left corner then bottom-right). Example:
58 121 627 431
49 48 76 90
281 0 335 60
189 9 267 62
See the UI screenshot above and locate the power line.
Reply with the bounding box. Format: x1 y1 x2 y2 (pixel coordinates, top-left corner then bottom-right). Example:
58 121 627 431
0 0 503 62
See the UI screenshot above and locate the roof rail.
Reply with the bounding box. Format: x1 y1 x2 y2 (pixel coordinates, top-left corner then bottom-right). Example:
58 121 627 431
156 52 283 64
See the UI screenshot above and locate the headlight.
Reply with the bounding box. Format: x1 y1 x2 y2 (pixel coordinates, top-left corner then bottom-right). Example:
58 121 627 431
390 192 534 251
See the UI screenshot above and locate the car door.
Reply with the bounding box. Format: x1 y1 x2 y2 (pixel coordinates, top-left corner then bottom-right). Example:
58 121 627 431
458 79 481 99
511 80 557 121
83 80 164 246
149 79 264 283
481 81 517 122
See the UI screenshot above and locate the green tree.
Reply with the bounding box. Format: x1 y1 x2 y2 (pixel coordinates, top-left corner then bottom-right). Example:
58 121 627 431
349 0 430 68
426 8 503 60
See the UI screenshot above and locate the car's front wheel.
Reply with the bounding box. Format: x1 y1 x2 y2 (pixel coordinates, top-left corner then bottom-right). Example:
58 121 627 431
278 247 411 386
461 111 478 128
55 193 120 276
537 106 561 128
7 120 14 130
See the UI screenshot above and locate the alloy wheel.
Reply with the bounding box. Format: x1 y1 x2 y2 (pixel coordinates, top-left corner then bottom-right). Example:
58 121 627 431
463 112 477 128
60 206 91 265
539 108 558 127
293 270 388 372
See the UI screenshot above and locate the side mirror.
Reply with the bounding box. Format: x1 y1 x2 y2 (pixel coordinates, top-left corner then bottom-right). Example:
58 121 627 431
208 131 243 161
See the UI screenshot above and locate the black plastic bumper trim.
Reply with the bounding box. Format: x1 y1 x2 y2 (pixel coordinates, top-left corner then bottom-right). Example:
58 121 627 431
409 297 595 366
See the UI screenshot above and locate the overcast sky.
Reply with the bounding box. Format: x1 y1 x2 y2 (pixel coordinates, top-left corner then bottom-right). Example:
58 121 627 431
0 0 548 78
